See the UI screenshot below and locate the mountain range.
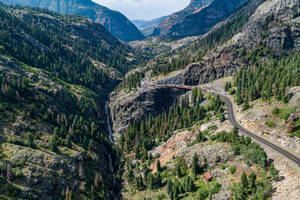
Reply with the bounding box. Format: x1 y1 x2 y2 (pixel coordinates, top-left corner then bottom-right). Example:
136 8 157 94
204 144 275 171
0 0 299 199
0 0 145 42
151 0 250 37
132 16 169 36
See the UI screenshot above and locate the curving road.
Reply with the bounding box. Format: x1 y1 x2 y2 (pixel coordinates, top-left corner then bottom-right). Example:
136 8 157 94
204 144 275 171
146 83 300 166
202 87 300 166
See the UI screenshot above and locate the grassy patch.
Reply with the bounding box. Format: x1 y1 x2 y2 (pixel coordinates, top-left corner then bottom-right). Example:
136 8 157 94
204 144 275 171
265 120 276 128
272 107 295 121
290 118 300 138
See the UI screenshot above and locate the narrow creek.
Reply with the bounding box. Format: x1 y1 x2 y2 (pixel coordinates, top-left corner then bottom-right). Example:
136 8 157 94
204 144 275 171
105 100 118 198
105 100 113 143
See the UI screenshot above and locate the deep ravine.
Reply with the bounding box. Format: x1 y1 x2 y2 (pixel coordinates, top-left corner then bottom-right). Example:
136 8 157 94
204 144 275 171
105 100 113 143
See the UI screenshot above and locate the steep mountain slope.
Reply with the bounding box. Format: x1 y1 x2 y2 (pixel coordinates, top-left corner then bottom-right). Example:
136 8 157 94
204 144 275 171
182 0 300 85
112 0 300 143
107 1 299 199
152 0 250 37
133 16 169 36
0 0 145 42
0 5 134 199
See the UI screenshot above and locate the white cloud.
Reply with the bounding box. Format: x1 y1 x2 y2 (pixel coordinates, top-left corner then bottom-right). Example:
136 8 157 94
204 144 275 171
93 0 190 20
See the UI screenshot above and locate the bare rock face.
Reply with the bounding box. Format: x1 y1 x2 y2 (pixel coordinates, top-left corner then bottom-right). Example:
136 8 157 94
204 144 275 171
288 87 300 118
178 0 300 86
109 87 188 137
286 114 296 134
2 144 82 199
152 0 250 37
177 143 234 168
236 0 300 50
183 59 238 86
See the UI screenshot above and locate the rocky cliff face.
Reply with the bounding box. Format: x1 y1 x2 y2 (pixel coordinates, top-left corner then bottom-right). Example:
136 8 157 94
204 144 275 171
109 87 188 137
112 0 300 135
152 0 249 37
0 0 145 42
190 0 299 84
164 0 300 86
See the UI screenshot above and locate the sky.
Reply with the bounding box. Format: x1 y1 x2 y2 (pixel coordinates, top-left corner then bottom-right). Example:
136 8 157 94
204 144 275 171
93 0 190 20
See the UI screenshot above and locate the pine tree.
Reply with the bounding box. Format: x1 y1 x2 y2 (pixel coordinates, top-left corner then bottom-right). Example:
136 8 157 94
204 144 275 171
202 156 208 172
192 88 198 105
156 172 162 188
243 96 250 111
248 172 256 193
241 172 248 189
167 179 173 195
26 133 34 148
269 163 279 181
136 175 144 190
53 127 59 136
156 160 162 172
148 174 155 190
219 112 225 122
187 176 195 192
66 135 72 148
172 184 179 200
196 131 204 143
236 91 243 105
191 153 200 178
49 135 58 153
176 164 182 178
88 139 94 151
197 89 203 102
127 169 134 182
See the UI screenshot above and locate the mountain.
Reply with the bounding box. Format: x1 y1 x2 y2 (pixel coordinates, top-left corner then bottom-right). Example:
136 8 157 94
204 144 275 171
0 0 145 42
181 0 300 85
133 16 169 36
109 0 300 199
152 0 250 37
0 4 138 199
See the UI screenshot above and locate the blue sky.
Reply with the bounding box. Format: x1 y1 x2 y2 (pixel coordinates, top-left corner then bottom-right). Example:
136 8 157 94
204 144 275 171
93 0 190 20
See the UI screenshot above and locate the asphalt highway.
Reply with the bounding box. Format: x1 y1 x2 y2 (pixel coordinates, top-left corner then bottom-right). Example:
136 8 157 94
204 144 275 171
146 83 300 166
202 87 300 166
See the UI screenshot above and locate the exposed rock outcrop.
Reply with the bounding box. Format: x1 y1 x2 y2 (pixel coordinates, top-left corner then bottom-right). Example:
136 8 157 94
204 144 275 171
288 87 300 118
1 142 111 199
109 87 188 137
177 142 234 168
164 0 300 86
152 0 250 37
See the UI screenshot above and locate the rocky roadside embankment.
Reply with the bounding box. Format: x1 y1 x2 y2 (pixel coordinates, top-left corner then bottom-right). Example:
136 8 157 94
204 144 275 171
203 77 300 200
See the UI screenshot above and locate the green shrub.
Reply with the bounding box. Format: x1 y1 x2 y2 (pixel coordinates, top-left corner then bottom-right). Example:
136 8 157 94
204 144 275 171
197 187 209 200
229 166 236 174
229 88 236 95
154 153 161 159
210 182 222 195
272 107 280 115
272 107 295 121
7 138 25 146
156 193 166 200
265 120 276 128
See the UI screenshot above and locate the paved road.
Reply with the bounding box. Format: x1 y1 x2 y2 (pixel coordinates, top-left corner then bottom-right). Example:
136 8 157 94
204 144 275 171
202 87 300 166
146 83 300 166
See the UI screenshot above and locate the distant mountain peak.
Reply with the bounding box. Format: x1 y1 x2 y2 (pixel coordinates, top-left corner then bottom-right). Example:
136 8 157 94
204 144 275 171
152 0 250 37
